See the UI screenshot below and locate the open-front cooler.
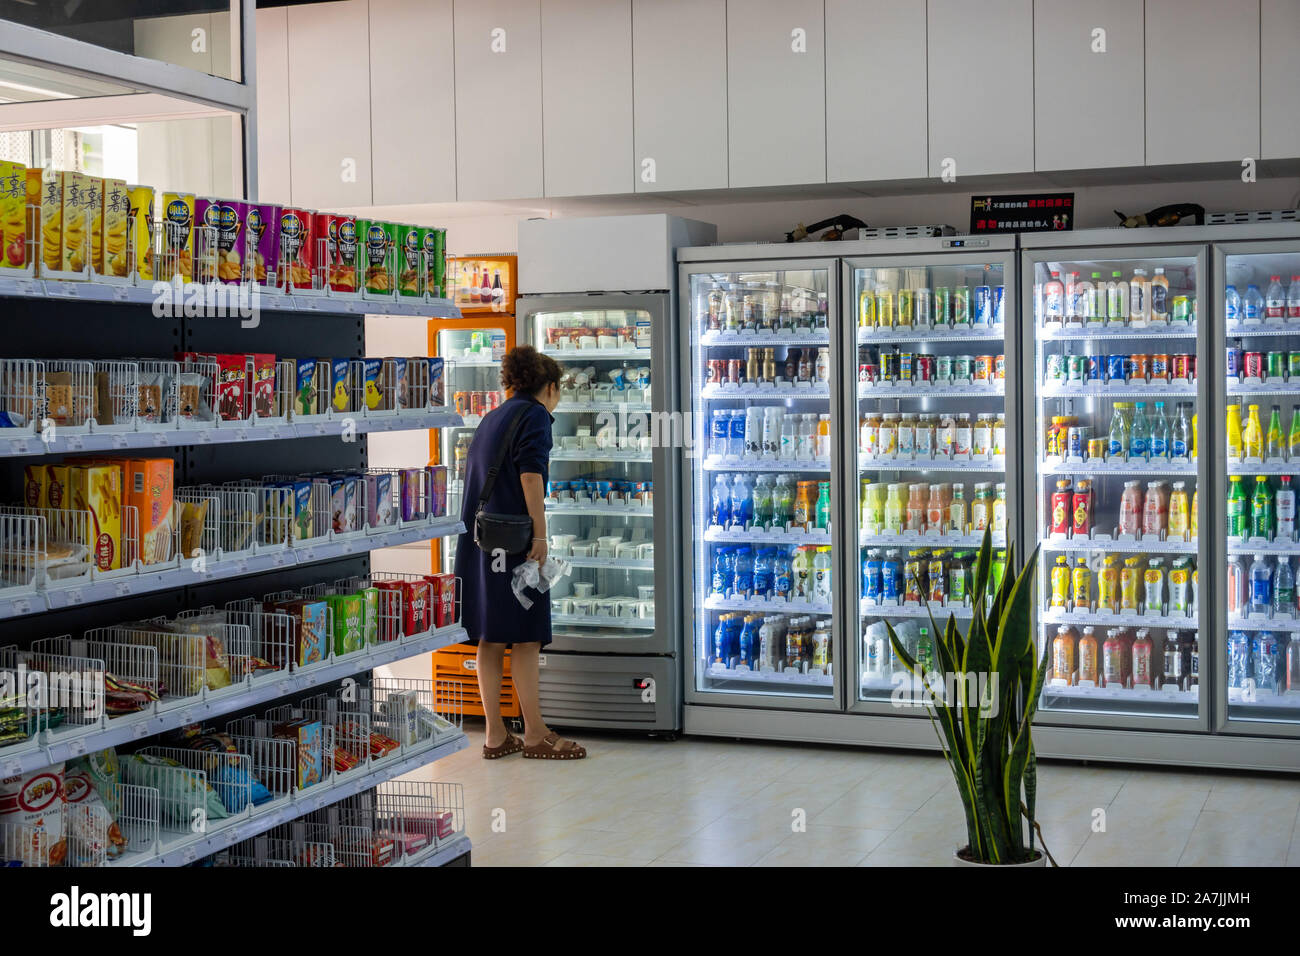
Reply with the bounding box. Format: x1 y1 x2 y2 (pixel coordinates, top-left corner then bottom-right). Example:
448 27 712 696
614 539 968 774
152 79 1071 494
1022 231 1210 732
680 257 843 709
1215 235 1300 738
846 237 1019 713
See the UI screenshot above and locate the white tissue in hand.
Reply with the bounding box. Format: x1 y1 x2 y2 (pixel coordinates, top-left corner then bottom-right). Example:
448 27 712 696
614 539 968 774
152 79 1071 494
511 557 572 608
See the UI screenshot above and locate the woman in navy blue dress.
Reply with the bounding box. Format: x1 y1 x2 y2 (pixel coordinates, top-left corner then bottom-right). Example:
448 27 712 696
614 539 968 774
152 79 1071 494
455 345 586 760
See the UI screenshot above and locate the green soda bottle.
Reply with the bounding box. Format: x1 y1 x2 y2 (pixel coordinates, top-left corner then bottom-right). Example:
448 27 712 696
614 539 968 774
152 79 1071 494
1267 405 1284 460
916 626 934 671
815 481 831 530
1227 475 1248 538
1252 476 1275 539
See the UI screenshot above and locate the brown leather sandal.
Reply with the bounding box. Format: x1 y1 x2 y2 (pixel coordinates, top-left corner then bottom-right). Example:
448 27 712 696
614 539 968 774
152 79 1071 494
522 732 587 760
482 731 524 759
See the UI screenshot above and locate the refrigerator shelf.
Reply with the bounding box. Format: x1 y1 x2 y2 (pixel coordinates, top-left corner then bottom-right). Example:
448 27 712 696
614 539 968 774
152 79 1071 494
699 330 830 347
1224 457 1299 475
1227 536 1300 555
859 530 1006 549
1042 683 1198 704
861 599 975 620
859 383 1005 398
546 502 653 517
1226 321 1300 337
858 326 1005 344
551 614 654 630
705 664 833 687
701 382 830 399
1042 533 1197 554
554 401 653 413
706 526 831 545
859 455 1006 473
1226 379 1300 396
1226 615 1300 633
1227 690 1300 708
1038 324 1197 341
705 595 832 615
702 455 831 472
540 346 651 360
562 556 654 571
551 449 652 462
1039 457 1196 476
1040 383 1197 399
445 357 501 367
1040 608 1198 629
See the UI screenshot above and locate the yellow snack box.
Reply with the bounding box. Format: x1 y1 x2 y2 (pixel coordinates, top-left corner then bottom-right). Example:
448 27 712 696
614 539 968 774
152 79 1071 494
0 160 26 271
127 184 155 281
61 171 100 274
69 463 121 571
46 465 70 510
160 191 195 281
39 170 63 274
100 178 129 277
125 458 174 566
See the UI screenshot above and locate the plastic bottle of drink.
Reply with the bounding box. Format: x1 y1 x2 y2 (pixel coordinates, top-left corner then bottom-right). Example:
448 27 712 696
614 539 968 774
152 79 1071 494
1275 556 1295 616
1084 271 1104 321
1290 406 1300 459
733 546 754 597
1108 270 1129 322
1042 270 1065 323
1150 267 1170 321
711 409 729 457
1149 401 1169 458
729 473 752 529
816 413 832 460
1254 632 1280 693
1252 476 1275 540
710 547 733 595
1168 481 1190 538
1129 401 1150 460
1132 628 1155 688
884 482 906 534
728 409 745 458
1065 271 1082 320
813 546 833 604
762 406 782 457
1226 556 1247 617
1278 476 1296 539
1108 403 1130 459
815 481 831 530
1243 404 1264 459
1250 553 1273 614
797 414 815 459
752 475 773 528
1243 283 1265 322
949 485 968 534
1288 275 1300 321
1130 268 1150 322
744 406 764 457
1225 284 1242 323
1171 402 1191 459
1268 404 1285 460
780 413 797 459
773 475 794 527
1266 275 1286 320
753 547 774 598
712 474 732 527
1227 475 1248 538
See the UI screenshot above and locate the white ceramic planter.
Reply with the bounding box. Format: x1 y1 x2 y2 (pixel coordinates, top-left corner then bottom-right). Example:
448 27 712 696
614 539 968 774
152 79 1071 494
953 847 1047 867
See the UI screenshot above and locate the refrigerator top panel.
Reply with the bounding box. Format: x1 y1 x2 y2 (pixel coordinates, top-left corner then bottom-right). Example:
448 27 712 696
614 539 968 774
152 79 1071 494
519 214 717 295
677 233 1016 265
1021 221 1300 251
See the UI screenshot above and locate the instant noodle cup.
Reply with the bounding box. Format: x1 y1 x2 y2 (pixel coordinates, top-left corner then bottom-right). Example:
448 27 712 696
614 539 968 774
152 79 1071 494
127 185 155 280
160 191 195 281
243 203 280 286
196 197 246 284
0 160 25 270
100 179 130 277
278 206 315 290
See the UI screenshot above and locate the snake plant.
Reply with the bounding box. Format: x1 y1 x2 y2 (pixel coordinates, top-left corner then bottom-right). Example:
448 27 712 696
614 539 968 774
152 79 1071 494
886 527 1048 865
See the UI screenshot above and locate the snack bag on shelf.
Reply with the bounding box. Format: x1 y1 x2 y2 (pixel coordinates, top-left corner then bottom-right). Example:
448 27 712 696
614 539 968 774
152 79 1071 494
39 171 63 275
247 352 276 418
0 762 67 865
278 206 314 290
326 592 365 656
126 184 155 281
125 458 174 566
271 718 324 789
196 197 246 284
63 767 128 863
160 191 196 281
69 463 122 571
244 202 280 286
0 160 26 270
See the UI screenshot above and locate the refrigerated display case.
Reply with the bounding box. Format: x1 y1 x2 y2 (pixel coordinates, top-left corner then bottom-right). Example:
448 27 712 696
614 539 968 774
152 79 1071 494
1021 231 1211 732
1215 237 1300 737
846 238 1019 713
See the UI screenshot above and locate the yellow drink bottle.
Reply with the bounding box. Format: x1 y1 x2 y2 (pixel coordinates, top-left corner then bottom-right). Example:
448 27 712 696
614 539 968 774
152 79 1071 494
1243 404 1264 459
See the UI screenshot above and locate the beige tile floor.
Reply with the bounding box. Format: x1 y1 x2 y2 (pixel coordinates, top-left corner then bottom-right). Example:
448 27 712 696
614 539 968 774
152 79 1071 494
410 725 1300 867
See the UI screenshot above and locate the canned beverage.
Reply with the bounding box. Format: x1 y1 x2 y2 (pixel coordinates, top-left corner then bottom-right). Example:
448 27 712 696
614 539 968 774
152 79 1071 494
469 391 485 416
876 290 895 328
1267 351 1286 379
862 363 878 383
1244 351 1265 379
1226 346 1243 378
916 354 934 383
994 354 1006 379
935 355 952 382
1150 353 1169 381
1087 437 1107 461
1188 354 1197 381
453 391 469 416
933 287 952 326
973 285 993 325
707 358 726 384
1130 354 1150 380
899 352 915 381
1086 355 1104 380
1067 426 1088 457
1289 353 1300 379
953 354 972 381
1067 355 1086 382
485 390 501 411
727 358 743 383
858 363 871 383
953 287 971 325
974 355 993 381
1045 354 1066 382
1106 354 1127 382
1171 295 1192 324
1171 353 1191 381
915 288 932 327
993 285 1005 324
897 289 914 326
880 350 896 383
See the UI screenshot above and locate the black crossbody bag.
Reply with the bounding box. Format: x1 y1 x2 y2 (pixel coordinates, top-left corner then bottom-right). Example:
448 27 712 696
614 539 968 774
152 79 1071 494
473 406 536 555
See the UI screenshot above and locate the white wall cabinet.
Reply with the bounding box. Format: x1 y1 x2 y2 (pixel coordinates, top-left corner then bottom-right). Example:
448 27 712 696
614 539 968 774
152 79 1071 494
825 0 927 183
1034 0 1144 171
927 0 1034 178
727 0 826 188
453 0 544 201
286 0 373 207
255 7 292 201
1145 0 1259 166
369 0 456 204
540 0 633 197
631 0 728 193
1261 0 1300 161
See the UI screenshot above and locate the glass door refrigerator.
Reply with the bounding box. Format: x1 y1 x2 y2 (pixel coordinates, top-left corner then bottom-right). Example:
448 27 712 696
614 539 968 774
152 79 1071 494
1021 230 1210 733
845 237 1020 715
678 255 843 712
1214 230 1300 739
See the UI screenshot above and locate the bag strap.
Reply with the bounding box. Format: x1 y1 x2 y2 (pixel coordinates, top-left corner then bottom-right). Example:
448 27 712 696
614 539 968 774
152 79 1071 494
477 404 531 514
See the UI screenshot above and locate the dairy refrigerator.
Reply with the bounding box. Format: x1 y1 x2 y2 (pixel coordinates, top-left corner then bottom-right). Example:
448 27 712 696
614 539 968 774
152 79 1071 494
516 214 716 733
677 234 1020 719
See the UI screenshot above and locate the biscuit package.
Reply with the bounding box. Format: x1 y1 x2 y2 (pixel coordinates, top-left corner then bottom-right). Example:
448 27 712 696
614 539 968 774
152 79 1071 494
100 178 130 277
0 160 26 271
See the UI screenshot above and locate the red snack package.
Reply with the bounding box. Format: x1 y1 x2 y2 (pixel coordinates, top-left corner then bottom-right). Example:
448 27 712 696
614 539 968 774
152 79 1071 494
400 580 432 636
247 352 276 418
424 573 457 628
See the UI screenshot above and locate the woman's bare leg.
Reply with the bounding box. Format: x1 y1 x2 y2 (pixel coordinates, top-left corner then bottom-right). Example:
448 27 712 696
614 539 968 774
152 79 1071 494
476 641 509 748
509 641 554 746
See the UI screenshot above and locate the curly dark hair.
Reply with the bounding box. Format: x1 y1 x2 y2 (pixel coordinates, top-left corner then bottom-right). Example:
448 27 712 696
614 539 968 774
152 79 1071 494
500 344 562 395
